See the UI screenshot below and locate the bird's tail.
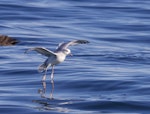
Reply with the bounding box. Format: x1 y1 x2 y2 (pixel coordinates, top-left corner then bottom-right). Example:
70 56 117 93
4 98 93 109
38 63 47 72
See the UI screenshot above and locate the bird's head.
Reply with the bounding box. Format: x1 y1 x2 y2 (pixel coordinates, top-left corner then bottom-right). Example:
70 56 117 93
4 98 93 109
63 49 72 56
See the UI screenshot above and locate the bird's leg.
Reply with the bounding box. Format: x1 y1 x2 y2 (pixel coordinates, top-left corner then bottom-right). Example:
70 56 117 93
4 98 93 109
42 69 47 81
50 65 54 99
50 80 54 99
50 65 54 83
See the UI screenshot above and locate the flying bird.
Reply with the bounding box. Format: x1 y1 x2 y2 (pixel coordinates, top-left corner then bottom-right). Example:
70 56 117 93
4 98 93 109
25 40 89 82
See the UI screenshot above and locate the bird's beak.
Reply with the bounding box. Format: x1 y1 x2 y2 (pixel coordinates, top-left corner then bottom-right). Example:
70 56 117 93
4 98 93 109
69 53 73 56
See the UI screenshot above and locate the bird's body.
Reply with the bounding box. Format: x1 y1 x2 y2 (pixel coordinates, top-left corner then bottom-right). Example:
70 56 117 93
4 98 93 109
25 40 89 82
38 51 66 72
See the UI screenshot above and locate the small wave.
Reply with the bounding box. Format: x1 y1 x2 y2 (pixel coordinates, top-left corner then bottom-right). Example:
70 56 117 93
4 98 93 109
66 100 150 113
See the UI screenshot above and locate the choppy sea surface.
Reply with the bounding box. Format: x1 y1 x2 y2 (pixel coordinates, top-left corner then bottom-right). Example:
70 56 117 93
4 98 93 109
0 0 150 113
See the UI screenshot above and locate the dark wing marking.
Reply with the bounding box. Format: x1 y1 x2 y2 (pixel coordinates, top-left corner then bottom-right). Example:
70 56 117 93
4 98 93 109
56 40 89 51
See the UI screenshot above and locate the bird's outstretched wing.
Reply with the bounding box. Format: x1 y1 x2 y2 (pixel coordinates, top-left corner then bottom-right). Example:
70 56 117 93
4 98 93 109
25 47 56 57
56 40 89 51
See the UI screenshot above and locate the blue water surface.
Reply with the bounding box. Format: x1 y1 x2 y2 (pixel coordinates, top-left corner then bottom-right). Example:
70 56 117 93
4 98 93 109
0 0 150 113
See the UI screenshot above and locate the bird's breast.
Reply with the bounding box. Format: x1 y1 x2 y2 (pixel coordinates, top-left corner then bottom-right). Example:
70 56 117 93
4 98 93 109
57 53 66 62
52 53 66 65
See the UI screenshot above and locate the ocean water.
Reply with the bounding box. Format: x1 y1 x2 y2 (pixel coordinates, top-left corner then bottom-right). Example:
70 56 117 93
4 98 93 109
0 0 150 113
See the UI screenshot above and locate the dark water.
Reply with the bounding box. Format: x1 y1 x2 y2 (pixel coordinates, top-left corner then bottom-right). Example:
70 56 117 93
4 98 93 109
1 0 150 113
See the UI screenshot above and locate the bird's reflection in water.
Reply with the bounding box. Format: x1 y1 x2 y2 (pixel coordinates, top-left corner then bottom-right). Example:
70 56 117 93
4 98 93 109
33 79 72 113
38 78 54 99
38 81 46 98
32 98 70 113
33 79 85 113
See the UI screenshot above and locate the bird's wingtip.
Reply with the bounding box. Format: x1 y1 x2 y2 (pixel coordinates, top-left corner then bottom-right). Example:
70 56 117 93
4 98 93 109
78 40 90 44
24 48 33 54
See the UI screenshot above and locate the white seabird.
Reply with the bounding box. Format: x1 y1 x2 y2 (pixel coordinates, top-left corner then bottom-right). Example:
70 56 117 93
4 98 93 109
25 40 89 82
